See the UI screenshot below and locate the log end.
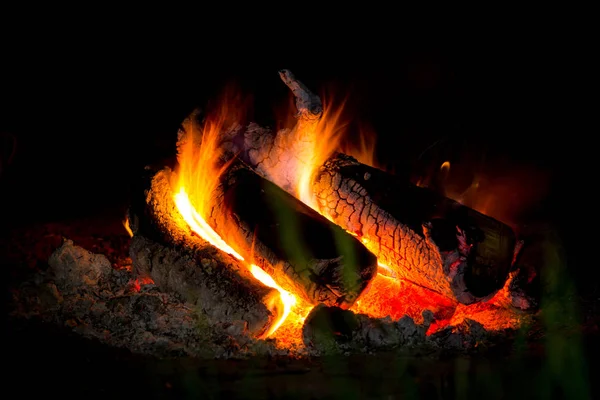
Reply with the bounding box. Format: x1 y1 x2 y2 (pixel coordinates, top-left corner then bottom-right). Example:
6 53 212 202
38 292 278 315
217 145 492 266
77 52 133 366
278 69 323 120
127 166 284 338
316 154 518 305
429 206 518 304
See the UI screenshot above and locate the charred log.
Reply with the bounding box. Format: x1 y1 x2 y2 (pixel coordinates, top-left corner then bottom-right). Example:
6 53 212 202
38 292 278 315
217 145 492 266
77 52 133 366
221 69 517 305
312 153 517 304
127 167 282 337
206 160 378 308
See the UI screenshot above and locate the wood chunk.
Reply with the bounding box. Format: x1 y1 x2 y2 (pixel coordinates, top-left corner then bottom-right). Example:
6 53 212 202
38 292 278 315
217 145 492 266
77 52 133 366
218 69 517 304
207 161 378 308
127 167 281 337
313 153 517 304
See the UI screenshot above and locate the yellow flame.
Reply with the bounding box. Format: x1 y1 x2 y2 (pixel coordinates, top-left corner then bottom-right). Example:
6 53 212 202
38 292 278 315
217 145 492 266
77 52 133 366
249 265 296 338
339 124 379 169
173 102 299 339
440 161 451 172
297 99 347 212
122 218 133 237
174 188 243 260
175 188 298 339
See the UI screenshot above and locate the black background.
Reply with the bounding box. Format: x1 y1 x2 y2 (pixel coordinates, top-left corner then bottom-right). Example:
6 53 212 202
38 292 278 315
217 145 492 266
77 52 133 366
0 28 587 285
1 19 596 400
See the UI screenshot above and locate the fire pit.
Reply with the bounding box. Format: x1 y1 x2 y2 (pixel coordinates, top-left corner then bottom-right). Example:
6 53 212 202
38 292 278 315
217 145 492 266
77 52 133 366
9 70 536 359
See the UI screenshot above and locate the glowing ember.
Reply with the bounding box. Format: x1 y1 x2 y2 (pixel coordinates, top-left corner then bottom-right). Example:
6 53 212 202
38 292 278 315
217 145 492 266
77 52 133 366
376 262 399 279
350 273 456 327
131 276 155 292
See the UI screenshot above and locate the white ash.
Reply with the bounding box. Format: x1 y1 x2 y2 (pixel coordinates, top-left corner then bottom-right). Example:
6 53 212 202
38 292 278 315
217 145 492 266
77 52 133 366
11 239 512 359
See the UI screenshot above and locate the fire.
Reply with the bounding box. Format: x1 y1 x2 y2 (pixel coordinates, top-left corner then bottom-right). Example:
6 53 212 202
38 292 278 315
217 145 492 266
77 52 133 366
248 265 296 337
168 78 525 347
172 103 306 341
280 92 526 337
122 217 133 237
174 188 243 261
339 123 380 169
296 98 347 212
174 187 305 341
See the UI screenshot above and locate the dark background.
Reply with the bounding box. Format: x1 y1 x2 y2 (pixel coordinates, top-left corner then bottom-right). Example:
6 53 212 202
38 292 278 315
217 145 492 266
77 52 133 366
1 27 596 399
0 34 586 285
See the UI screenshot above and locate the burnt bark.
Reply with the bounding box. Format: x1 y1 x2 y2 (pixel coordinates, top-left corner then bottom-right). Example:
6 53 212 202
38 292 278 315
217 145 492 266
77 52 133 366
206 160 378 308
313 153 517 304
127 167 281 337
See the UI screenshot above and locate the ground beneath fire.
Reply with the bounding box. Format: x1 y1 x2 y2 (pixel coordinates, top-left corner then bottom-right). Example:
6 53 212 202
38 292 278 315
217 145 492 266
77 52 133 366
3 211 598 398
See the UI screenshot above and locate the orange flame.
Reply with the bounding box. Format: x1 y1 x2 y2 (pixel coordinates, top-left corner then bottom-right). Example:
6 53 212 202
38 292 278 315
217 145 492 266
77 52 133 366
440 160 451 172
170 81 524 347
248 265 297 337
283 93 526 337
339 123 379 169
174 189 243 260
172 101 303 340
297 98 347 212
122 217 133 237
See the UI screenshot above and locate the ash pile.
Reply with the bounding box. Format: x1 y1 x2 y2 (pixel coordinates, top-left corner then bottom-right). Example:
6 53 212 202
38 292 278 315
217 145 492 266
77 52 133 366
9 238 525 359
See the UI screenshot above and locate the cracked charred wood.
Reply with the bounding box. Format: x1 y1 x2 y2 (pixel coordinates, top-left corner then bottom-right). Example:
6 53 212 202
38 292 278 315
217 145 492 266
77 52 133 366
312 153 518 304
127 167 282 337
207 160 378 308
220 69 516 305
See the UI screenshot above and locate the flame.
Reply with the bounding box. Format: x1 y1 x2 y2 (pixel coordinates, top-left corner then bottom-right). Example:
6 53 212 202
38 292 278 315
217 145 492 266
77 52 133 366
283 96 526 337
297 98 347 212
175 188 304 340
339 123 380 169
122 217 133 237
168 82 525 348
174 188 243 261
249 265 296 338
172 100 305 340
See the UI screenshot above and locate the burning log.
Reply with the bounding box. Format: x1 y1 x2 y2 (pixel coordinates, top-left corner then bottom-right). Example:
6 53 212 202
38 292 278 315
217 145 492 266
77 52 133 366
173 104 377 309
222 69 517 305
312 153 517 304
127 167 282 337
221 69 325 195
205 159 378 308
